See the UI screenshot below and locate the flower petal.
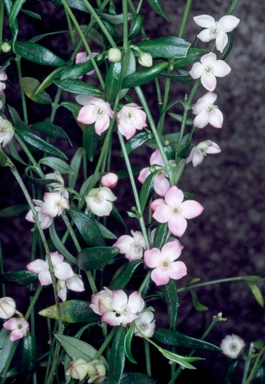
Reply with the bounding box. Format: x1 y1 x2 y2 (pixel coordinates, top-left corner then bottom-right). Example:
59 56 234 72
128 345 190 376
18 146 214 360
208 108 223 128
189 62 204 79
153 204 172 223
128 292 144 313
193 15 215 28
161 241 183 261
213 60 231 77
181 200 204 219
201 73 217 92
168 215 187 237
165 186 184 207
144 248 162 268
168 261 187 280
197 28 213 43
151 267 170 286
193 111 210 128
216 30 228 53
218 15 240 32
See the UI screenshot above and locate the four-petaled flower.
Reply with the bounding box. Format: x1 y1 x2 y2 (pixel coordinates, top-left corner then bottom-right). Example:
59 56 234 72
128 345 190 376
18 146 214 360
186 140 221 167
144 241 186 286
86 187 117 217
90 287 113 316
77 97 114 136
134 311 156 338
220 334 245 359
3 317 29 341
192 92 223 129
41 192 69 217
25 199 54 230
117 103 147 140
0 118 14 147
113 230 146 261
190 52 231 91
194 14 240 53
151 186 204 237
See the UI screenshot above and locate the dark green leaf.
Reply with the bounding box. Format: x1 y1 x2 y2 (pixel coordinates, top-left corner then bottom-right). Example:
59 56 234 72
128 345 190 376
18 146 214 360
24 166 56 186
38 157 74 174
128 14 143 39
83 124 98 162
160 279 178 328
31 122 72 145
49 222 78 265
7 140 28 165
139 172 156 212
109 260 143 290
190 289 209 311
108 327 127 384
105 61 123 105
4 0 19 48
51 0 89 12
20 77 52 104
20 9 42 20
124 131 149 156
174 48 207 68
122 61 168 89
15 41 65 66
246 281 264 307
221 33 233 61
8 105 29 131
222 360 239 384
161 71 193 82
0 204 28 218
124 324 137 364
135 36 190 59
153 223 168 249
253 366 265 384
0 328 15 374
9 0 26 27
97 11 133 25
78 246 119 270
95 220 117 240
54 79 103 96
60 101 81 119
68 147 83 189
60 54 105 80
0 270 37 286
33 67 66 94
19 333 37 384
147 0 168 21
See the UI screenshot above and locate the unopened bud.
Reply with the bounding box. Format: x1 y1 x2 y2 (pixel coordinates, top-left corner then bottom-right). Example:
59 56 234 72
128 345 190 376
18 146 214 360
108 48 122 62
66 358 88 380
138 52 153 67
1 42 11 53
0 297 16 319
87 359 106 384
101 172 118 188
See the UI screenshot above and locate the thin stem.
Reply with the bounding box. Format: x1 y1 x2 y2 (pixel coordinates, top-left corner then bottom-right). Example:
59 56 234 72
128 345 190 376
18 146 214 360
178 0 192 38
144 339 152 376
24 284 43 321
0 0 4 44
245 347 265 384
242 343 254 384
94 327 116 359
15 56 28 125
138 271 151 294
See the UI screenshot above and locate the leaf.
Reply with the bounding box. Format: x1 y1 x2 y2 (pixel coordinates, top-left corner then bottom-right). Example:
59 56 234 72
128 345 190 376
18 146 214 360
109 260 143 290
105 61 123 105
20 77 52 104
55 335 101 362
52 0 89 12
39 300 99 323
38 157 74 174
222 360 239 384
19 333 37 384
60 54 105 80
134 36 190 59
124 131 149 156
124 324 137 364
190 289 209 312
246 281 264 307
95 220 117 240
160 280 178 328
118 373 156 384
78 246 119 270
0 328 15 374
83 124 99 162
173 48 207 68
54 79 103 96
122 61 168 89
49 222 78 265
97 11 133 25
153 328 220 351
60 101 81 119
119 49 136 99
68 208 105 246
68 147 83 189
33 66 67 94
0 204 28 217
158 348 202 369
147 0 168 21
9 0 27 27
108 327 127 384
153 223 168 249
0 270 37 286
4 0 19 48
7 140 28 165
31 122 72 145
15 41 66 66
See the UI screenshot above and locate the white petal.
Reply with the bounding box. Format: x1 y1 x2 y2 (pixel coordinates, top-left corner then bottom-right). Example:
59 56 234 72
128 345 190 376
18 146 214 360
218 15 240 32
197 29 213 43
216 31 228 53
201 52 216 65
213 60 231 77
193 15 215 28
201 73 217 92
208 108 223 128
189 62 204 79
194 111 210 128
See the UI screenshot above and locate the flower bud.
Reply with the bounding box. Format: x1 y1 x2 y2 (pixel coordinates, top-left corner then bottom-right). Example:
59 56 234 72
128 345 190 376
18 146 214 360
1 42 11 53
138 52 153 67
101 173 118 188
87 359 106 383
108 48 122 62
0 297 16 319
66 358 89 380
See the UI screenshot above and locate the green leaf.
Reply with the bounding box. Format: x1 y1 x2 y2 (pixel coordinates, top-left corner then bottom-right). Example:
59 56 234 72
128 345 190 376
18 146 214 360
4 0 19 48
78 246 119 270
105 61 123 105
221 33 233 61
60 54 105 80
122 61 168 89
39 300 99 323
0 270 37 286
33 67 67 95
9 0 26 27
135 36 190 59
246 281 264 307
95 220 117 240
119 49 136 99
15 41 66 66
83 124 99 162
20 77 52 104
108 327 127 384
124 131 149 156
51 0 89 12
160 280 179 328
54 335 103 362
153 328 220 351
158 348 202 369
222 360 239 384
128 14 143 39
253 366 265 383
0 149 8 167
139 172 156 212
174 48 207 68
68 147 83 189
190 289 209 311
8 105 28 131
49 222 78 265
124 324 137 364
60 101 81 119
31 122 72 145
109 260 143 290
19 333 37 384
147 0 168 21
20 9 42 20
0 328 15 374
97 11 133 25
7 140 28 165
0 204 28 217
153 223 168 249
38 157 74 174
161 70 193 82
119 372 156 384
68 208 105 246
54 79 103 96
168 113 193 126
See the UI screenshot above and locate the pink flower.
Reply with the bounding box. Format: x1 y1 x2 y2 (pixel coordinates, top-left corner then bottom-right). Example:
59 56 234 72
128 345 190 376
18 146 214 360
77 98 114 136
192 92 223 128
0 118 14 147
75 52 99 76
189 52 231 91
117 103 147 140
90 287 113 315
151 186 204 237
194 14 240 53
0 70 7 94
101 173 118 189
41 192 69 217
57 276 85 301
25 199 53 230
101 290 144 327
113 230 146 261
3 317 29 341
138 150 171 197
144 241 186 286
134 311 156 338
85 187 117 217
26 251 74 286
186 140 221 167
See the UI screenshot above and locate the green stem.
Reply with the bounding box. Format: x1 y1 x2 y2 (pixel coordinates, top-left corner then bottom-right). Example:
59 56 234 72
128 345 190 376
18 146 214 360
245 347 265 384
0 340 19 383
242 343 254 384
122 0 129 52
228 0 239 14
15 56 28 125
0 0 4 44
24 284 43 321
138 271 151 294
94 327 116 359
144 339 152 376
178 0 192 38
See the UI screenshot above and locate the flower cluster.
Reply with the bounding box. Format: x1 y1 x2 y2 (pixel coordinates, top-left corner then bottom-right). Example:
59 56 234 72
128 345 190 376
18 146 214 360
0 297 29 341
66 358 107 383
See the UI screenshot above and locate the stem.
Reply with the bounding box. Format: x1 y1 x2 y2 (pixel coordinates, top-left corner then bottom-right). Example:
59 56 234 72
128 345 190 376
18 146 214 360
228 0 239 14
0 340 19 383
245 347 265 384
144 339 152 376
94 327 116 359
24 284 43 321
15 56 28 125
242 343 254 384
138 271 151 294
178 0 192 38
0 0 4 44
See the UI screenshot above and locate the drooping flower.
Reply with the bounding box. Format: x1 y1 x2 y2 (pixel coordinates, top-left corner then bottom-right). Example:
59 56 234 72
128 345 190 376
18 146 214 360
101 172 118 189
77 97 114 136
25 199 53 230
101 290 145 327
194 14 240 53
186 140 221 167
75 52 99 76
151 186 204 237
3 317 29 341
189 52 231 91
0 70 7 94
134 311 156 338
45 171 69 198
117 103 147 140
26 251 74 286
85 187 117 217
0 118 15 147
41 192 69 217
220 334 245 359
0 297 16 319
57 275 85 301
66 358 89 380
192 92 223 128
89 287 113 316
138 150 171 197
113 230 146 261
144 241 186 286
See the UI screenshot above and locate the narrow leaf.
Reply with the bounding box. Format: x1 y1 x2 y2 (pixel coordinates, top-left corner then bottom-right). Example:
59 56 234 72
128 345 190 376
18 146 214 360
109 260 143 290
38 157 74 174
54 79 103 96
78 246 119 270
49 222 78 265
19 333 37 384
32 122 72 145
55 335 101 362
246 281 264 307
108 327 127 384
147 0 168 21
160 279 178 328
190 289 209 311
139 172 156 212
9 0 26 27
124 131 149 156
153 223 168 249
0 204 28 218
83 124 98 162
105 61 123 105
135 36 190 59
20 77 52 104
15 41 65 66
0 328 16 374
124 324 137 364
0 270 37 286
68 147 83 189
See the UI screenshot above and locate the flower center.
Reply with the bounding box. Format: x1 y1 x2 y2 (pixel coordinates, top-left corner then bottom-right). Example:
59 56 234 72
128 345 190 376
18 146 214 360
97 108 104 115
162 260 170 269
173 207 179 214
210 24 220 38
93 194 104 204
133 243 143 255
139 322 148 331
204 65 213 75
229 343 238 352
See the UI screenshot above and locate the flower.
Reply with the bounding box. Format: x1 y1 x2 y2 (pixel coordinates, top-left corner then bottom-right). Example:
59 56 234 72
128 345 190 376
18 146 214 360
26 251 74 286
113 230 146 261
144 241 186 286
101 290 145 326
25 199 53 230
108 48 122 62
0 118 14 147
0 297 16 319
189 52 231 91
186 140 221 167
192 92 223 128
75 52 99 76
87 360 107 384
194 14 240 53
220 334 245 358
86 187 117 217
138 150 171 197
151 186 204 237
3 317 29 341
57 275 85 301
41 192 69 217
45 171 69 198
90 287 113 315
117 103 147 140
101 172 118 189
134 311 156 338
0 70 7 94
77 97 114 136
66 358 89 380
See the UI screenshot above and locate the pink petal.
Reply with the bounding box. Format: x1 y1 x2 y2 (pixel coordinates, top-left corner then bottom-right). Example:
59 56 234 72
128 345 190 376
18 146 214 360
168 214 188 237
150 150 164 166
150 198 165 211
181 200 204 219
161 241 183 261
10 329 24 341
101 311 123 326
193 111 210 128
77 105 97 124
118 120 136 140
128 292 144 313
189 62 204 79
138 167 150 184
192 92 217 114
165 186 184 207
151 267 170 286
67 276 85 292
193 15 215 28
153 175 170 197
201 73 217 92
95 114 110 136
168 261 187 280
213 60 231 77
114 235 135 253
144 248 162 268
38 270 52 285
153 204 173 223
3 318 17 330
218 15 240 32
26 259 47 274
208 108 223 128
50 252 64 266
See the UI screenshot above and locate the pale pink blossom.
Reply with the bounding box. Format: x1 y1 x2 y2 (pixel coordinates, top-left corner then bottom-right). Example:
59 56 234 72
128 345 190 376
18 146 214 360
101 290 144 326
0 118 14 147
194 14 240 53
3 317 29 341
117 103 147 140
192 92 223 128
25 199 53 230
57 275 85 301
113 230 146 261
134 311 156 338
186 140 221 167
75 52 99 76
0 297 16 319
41 192 69 217
0 70 7 94
144 241 186 286
101 172 118 189
138 150 171 197
220 334 245 359
77 98 114 136
26 251 74 286
189 52 231 91
86 187 117 217
90 287 113 315
151 186 204 237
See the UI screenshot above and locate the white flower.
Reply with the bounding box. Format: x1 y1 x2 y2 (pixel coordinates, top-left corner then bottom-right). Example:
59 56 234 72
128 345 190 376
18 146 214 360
134 311 156 338
85 187 117 217
192 92 223 128
0 297 16 319
0 118 14 147
45 171 69 198
113 230 146 261
194 14 240 53
190 52 231 91
41 192 70 217
57 275 85 301
3 317 29 341
25 199 53 230
186 140 221 167
220 334 245 358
